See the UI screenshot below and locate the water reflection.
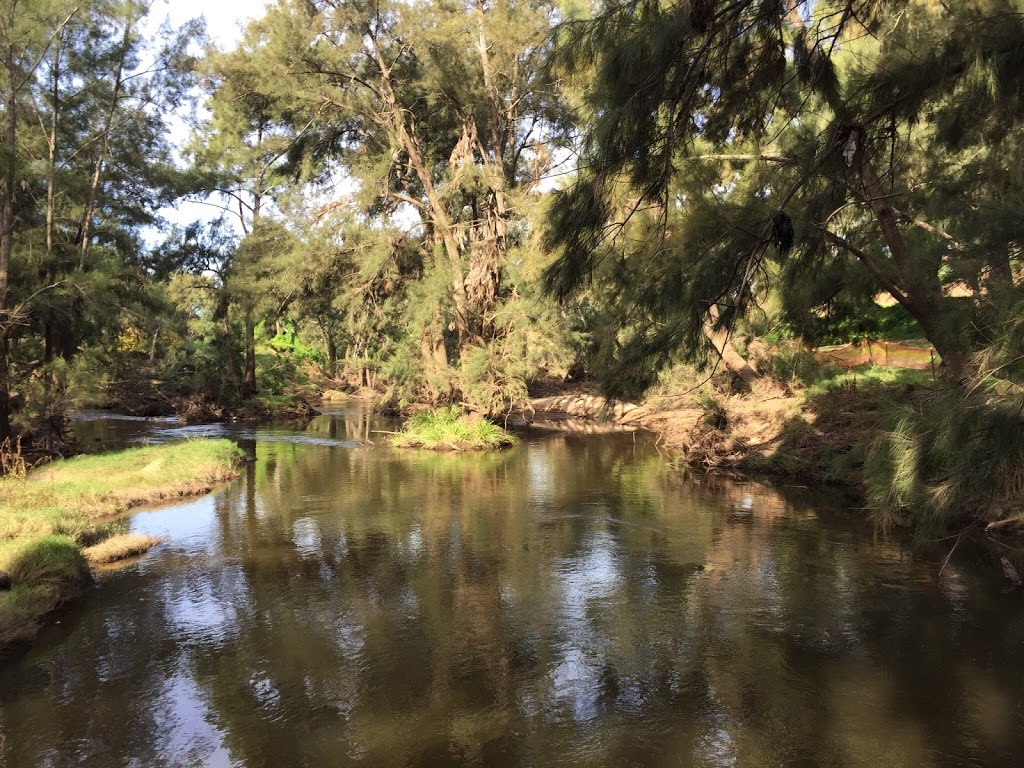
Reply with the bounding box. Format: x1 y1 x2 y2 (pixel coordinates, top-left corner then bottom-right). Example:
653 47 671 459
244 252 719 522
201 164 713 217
2 408 1023 767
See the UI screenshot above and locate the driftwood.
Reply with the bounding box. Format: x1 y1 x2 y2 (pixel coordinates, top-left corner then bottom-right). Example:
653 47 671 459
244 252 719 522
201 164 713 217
985 518 1024 534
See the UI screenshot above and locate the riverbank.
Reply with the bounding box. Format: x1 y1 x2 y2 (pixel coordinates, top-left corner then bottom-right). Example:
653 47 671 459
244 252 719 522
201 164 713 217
517 365 1024 536
0 439 241 653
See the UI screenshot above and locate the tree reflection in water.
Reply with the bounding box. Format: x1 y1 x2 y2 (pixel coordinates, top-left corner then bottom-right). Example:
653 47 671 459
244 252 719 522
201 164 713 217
2 408 1023 767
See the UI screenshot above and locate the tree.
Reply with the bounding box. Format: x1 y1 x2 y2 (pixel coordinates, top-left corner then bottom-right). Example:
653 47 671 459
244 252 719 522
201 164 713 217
0 0 81 438
189 0 576 408
0 0 198 440
190 25 304 397
544 0 1024 395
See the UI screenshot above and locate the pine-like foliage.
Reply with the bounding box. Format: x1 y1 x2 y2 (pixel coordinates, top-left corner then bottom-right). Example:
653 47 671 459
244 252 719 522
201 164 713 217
544 0 1024 395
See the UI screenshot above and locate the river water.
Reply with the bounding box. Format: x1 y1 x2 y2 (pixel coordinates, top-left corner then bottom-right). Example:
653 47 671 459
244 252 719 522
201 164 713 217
1 406 1022 767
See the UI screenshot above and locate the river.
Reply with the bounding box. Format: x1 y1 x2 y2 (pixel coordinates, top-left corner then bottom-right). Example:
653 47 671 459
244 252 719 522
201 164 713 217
1 405 1022 767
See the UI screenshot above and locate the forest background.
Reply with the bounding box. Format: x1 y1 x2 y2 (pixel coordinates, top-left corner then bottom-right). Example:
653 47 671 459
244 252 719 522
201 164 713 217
2 0 1024 533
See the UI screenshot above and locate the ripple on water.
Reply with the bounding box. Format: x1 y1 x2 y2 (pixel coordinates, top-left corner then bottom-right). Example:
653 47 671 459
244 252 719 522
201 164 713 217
3 410 1022 768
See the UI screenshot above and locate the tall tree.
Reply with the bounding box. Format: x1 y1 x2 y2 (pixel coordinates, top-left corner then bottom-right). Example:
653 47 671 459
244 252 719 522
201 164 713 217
544 0 1024 395
0 0 197 440
187 0 575 408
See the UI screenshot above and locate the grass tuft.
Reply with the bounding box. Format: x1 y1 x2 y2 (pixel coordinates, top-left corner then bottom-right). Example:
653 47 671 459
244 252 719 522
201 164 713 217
83 534 163 565
864 386 1024 535
389 405 517 450
0 536 91 648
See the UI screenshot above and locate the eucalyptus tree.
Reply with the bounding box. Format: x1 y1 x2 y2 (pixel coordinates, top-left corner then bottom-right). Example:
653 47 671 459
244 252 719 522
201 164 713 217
544 0 1024 395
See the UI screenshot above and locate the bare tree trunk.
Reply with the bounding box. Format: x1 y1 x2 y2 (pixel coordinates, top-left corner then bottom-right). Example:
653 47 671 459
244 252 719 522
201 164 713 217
705 307 760 386
79 16 131 266
0 1 18 440
45 34 61 262
368 32 470 349
215 294 241 398
243 308 257 398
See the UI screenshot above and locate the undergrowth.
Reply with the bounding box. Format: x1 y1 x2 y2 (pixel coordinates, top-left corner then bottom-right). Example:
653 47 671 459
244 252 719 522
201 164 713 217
864 386 1024 534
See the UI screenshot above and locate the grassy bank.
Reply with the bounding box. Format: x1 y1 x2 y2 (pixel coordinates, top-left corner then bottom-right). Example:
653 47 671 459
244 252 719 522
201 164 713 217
0 439 241 652
389 406 517 450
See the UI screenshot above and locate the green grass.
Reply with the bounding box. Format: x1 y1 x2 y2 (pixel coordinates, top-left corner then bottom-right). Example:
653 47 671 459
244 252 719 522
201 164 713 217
863 386 1024 535
1 439 242 521
804 365 933 398
0 439 240 654
83 534 163 565
0 535 91 647
389 405 517 450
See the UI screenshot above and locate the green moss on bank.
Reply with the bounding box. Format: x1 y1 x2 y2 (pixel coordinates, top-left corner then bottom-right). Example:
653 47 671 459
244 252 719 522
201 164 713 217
390 406 517 450
0 439 241 653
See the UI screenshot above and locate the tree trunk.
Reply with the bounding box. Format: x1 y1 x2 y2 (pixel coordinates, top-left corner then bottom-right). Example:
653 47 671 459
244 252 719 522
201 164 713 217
79 15 131 266
705 307 760 387
0 1 18 441
857 152 970 380
326 336 337 377
149 326 160 364
243 308 257 398
368 32 470 349
46 34 61 262
216 294 241 398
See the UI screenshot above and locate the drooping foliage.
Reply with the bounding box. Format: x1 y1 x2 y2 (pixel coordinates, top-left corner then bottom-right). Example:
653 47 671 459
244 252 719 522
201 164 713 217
544 0 1024 397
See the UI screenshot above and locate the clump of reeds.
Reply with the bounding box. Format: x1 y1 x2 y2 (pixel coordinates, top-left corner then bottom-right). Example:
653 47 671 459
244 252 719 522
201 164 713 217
389 405 517 450
864 386 1024 534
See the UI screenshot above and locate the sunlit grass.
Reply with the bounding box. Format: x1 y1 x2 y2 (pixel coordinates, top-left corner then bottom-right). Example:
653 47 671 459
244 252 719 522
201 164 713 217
83 534 163 565
1 439 242 521
804 365 933 398
0 439 240 654
389 405 517 450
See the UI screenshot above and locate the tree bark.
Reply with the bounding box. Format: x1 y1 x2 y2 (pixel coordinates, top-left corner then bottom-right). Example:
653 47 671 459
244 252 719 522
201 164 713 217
367 31 470 348
0 0 18 440
79 16 131 266
243 307 257 398
856 151 969 380
705 306 760 386
215 293 241 398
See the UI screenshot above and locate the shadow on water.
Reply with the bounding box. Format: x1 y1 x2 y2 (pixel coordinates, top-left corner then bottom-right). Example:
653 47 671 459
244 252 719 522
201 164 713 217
1 405 1023 767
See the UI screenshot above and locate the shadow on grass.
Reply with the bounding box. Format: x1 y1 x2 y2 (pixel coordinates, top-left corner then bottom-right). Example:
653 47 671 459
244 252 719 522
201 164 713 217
742 367 935 487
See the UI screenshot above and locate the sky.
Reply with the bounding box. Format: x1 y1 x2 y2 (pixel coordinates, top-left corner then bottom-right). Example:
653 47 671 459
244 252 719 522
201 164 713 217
142 2 267 242
146 0 265 50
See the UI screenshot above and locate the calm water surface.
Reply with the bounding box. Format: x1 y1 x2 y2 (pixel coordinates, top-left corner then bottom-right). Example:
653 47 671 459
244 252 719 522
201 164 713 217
1 406 1023 767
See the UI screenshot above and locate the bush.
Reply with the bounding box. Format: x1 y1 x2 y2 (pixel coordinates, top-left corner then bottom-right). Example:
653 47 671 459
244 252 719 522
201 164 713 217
760 345 834 387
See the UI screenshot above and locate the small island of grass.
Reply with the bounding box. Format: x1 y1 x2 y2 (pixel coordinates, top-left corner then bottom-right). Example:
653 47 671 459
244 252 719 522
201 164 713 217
1 439 241 652
389 406 517 451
